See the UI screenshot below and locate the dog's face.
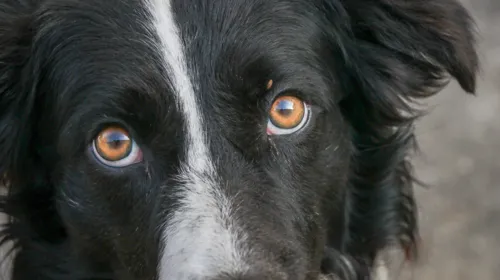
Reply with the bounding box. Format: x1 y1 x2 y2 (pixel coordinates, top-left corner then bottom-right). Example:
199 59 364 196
0 0 478 279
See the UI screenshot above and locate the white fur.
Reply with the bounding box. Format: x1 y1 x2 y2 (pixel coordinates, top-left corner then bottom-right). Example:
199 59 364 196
146 0 248 279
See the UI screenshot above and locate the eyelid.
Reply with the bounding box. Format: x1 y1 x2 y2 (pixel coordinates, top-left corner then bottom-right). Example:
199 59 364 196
264 83 314 108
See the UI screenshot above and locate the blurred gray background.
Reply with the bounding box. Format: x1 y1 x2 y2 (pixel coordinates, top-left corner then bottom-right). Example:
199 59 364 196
404 0 499 279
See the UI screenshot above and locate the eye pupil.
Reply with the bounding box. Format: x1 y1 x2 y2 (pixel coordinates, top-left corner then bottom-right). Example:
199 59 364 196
275 100 294 116
105 132 129 148
107 139 127 149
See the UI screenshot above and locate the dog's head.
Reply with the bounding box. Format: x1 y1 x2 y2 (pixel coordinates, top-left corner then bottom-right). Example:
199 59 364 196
0 0 478 279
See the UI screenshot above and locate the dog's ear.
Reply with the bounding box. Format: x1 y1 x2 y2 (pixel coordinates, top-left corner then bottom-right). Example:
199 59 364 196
341 0 479 105
0 2 65 253
330 0 479 268
0 1 38 185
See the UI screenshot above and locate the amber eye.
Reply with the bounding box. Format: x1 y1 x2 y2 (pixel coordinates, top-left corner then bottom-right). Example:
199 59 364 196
267 96 310 135
92 126 142 167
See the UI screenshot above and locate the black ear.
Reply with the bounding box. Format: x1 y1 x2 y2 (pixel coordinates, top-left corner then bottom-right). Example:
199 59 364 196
369 0 479 94
0 0 38 265
332 0 479 271
1 0 43 244
0 1 38 183
343 0 479 99
1 2 68 263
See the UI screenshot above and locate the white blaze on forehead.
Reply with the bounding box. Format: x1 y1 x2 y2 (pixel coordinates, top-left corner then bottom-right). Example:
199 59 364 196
146 0 248 279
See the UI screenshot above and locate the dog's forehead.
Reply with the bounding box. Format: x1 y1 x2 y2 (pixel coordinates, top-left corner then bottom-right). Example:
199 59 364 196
165 0 322 52
166 0 316 25
41 0 323 96
155 0 328 112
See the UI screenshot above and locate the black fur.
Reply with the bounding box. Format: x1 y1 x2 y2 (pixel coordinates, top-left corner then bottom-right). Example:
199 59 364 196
0 0 478 279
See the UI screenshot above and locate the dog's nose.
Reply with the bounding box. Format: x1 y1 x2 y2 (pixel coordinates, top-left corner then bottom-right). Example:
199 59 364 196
210 271 288 280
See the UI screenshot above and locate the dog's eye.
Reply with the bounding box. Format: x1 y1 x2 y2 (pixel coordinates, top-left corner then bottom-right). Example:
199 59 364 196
267 95 310 135
92 126 142 167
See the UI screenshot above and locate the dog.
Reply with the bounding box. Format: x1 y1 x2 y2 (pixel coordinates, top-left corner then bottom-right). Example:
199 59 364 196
0 0 478 279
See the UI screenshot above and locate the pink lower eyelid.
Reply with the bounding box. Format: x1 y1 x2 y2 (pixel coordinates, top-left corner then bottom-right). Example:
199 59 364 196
134 149 144 162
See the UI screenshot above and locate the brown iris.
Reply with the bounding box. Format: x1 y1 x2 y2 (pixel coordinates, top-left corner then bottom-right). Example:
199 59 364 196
94 127 132 161
269 96 305 129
